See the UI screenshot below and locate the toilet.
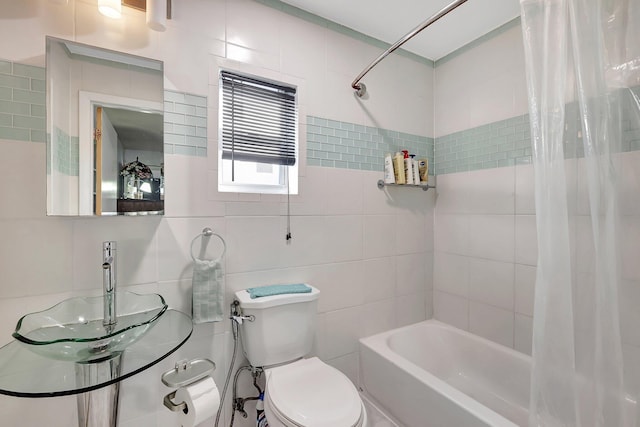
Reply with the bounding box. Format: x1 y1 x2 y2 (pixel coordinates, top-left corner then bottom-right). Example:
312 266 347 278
235 286 367 427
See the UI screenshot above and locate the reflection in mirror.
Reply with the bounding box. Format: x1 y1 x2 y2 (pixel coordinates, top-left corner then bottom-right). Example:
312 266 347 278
46 37 164 216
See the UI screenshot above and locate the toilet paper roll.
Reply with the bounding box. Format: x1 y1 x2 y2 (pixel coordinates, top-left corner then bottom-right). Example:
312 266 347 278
174 376 220 427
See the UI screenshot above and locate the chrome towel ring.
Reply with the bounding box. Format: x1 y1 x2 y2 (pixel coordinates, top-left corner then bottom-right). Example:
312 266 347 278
190 228 226 261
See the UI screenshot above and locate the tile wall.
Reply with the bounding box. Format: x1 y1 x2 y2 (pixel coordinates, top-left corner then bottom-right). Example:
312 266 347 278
431 20 534 353
52 126 79 175
307 115 434 173
0 1 434 426
434 88 640 175
432 16 640 406
164 90 208 157
0 61 209 160
5 1 635 425
434 114 531 174
0 61 45 142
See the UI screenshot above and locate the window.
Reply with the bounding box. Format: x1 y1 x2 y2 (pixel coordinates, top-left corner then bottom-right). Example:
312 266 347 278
218 70 298 194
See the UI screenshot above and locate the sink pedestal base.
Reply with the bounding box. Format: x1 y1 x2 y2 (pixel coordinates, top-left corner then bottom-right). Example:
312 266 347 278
75 353 123 427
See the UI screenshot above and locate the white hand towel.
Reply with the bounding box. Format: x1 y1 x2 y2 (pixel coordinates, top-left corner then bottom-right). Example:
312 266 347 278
192 258 224 323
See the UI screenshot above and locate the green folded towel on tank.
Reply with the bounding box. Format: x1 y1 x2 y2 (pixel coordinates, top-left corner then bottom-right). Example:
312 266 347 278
247 284 312 299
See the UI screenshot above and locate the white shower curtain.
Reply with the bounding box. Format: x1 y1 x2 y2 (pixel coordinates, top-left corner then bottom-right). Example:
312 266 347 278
520 0 640 426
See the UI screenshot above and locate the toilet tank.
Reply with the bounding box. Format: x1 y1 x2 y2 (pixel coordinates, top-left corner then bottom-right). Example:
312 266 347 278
235 286 319 368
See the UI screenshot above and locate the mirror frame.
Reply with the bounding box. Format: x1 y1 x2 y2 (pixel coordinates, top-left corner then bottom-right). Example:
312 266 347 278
46 37 165 216
78 92 164 215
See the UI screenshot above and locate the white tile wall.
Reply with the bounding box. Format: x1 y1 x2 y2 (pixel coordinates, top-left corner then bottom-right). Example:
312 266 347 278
360 298 396 338
434 252 469 297
0 1 435 425
395 253 428 295
515 164 535 214
469 301 514 348
514 313 533 355
0 218 74 297
514 264 536 317
434 22 528 138
5 2 638 424
0 140 46 219
434 214 470 254
395 291 428 327
467 215 515 262
433 163 537 355
362 257 396 302
433 24 640 413
514 214 538 266
433 22 544 351
433 290 469 330
468 258 514 311
363 215 397 258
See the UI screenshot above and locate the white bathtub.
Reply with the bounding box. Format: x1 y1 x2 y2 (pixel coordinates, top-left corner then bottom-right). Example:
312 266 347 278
359 320 531 427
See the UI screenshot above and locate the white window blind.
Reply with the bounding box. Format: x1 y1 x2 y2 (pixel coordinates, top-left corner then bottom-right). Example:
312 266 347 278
221 70 297 167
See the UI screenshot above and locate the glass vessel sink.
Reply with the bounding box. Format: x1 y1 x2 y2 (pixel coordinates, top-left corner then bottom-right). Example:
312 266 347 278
12 292 167 363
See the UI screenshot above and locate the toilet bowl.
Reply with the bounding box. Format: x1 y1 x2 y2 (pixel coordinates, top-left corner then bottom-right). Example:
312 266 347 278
262 357 366 427
234 286 367 426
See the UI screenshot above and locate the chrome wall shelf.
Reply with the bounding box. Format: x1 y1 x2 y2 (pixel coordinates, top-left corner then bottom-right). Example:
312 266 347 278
377 179 435 191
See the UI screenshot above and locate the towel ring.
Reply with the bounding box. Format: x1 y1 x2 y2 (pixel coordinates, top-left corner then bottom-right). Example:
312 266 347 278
190 228 226 262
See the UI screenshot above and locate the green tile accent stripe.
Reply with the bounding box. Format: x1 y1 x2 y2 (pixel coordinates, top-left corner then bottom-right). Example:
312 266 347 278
435 87 640 175
164 90 207 157
0 61 207 158
0 60 45 143
307 115 434 173
257 0 434 68
52 127 79 176
435 114 531 175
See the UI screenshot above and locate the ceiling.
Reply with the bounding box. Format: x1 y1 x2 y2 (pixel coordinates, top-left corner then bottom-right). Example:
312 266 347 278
103 107 163 152
280 0 521 61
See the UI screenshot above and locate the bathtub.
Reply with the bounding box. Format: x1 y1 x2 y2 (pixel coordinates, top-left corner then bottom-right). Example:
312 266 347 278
359 320 531 427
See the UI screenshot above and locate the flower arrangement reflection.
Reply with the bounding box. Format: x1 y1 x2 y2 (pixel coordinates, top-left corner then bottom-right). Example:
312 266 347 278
120 157 153 179
120 158 153 199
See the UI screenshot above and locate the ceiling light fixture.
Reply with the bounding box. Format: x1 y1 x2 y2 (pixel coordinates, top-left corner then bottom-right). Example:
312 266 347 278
98 0 122 19
146 0 167 31
97 0 173 30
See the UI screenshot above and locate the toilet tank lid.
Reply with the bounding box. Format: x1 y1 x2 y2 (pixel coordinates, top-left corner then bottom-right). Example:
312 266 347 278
235 284 319 309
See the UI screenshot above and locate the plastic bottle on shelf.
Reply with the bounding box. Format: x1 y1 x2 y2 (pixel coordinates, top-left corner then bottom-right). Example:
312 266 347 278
419 159 429 183
384 153 396 184
410 154 420 184
393 152 405 184
402 150 414 185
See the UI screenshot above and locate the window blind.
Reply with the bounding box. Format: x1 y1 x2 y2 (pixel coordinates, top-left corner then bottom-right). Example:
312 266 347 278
221 71 297 166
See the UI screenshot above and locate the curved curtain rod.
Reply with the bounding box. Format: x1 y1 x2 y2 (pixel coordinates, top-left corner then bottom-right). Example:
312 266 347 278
351 0 470 97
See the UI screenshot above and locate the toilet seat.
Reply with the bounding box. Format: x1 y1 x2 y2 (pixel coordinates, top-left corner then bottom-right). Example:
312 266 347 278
265 357 365 427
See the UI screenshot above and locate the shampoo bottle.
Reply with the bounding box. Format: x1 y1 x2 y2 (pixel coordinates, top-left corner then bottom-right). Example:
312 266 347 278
402 150 414 185
384 153 395 184
393 152 405 184
418 159 429 183
410 155 420 184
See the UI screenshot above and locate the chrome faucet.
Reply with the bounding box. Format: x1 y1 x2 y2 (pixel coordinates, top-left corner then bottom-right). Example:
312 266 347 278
102 241 117 327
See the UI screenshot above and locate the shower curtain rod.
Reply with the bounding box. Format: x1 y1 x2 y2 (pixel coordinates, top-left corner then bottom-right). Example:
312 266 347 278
351 0 470 97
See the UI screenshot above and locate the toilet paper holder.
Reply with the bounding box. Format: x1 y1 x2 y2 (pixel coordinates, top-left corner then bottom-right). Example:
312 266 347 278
161 358 216 412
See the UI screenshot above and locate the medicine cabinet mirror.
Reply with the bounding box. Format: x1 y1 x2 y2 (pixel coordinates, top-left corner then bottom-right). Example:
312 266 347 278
46 37 164 216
